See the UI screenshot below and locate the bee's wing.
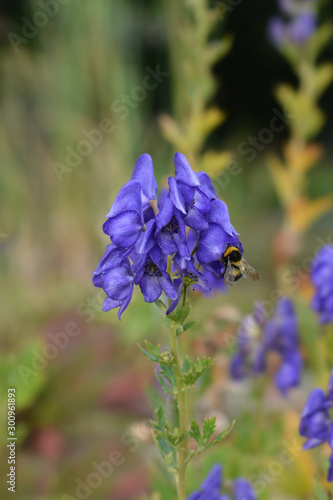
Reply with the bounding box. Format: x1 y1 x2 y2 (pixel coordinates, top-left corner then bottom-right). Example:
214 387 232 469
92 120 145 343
242 259 259 281
223 259 235 285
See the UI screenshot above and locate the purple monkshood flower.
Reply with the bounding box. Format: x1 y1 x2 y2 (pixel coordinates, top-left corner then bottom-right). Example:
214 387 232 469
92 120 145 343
230 298 302 396
187 464 256 500
268 0 317 47
93 152 246 319
92 244 134 320
311 245 333 324
300 369 333 482
133 246 178 304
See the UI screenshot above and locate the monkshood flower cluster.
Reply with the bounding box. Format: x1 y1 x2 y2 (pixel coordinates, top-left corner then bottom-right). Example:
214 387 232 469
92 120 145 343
188 464 256 500
230 297 302 395
311 245 333 324
93 152 245 319
268 0 317 47
299 369 333 481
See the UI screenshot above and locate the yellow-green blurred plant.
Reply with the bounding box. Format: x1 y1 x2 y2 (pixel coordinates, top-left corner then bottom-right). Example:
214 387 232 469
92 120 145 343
160 0 233 177
267 4 333 246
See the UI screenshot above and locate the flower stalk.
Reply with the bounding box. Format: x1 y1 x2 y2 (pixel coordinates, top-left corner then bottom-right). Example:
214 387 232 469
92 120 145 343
169 320 188 500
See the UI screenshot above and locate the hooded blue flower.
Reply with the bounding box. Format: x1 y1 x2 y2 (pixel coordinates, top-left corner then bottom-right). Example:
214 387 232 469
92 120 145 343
93 152 248 319
300 369 333 481
103 180 145 248
174 153 212 230
155 178 191 260
230 298 302 396
134 246 178 303
130 153 159 221
187 465 256 500
196 224 243 280
311 245 333 324
92 244 134 319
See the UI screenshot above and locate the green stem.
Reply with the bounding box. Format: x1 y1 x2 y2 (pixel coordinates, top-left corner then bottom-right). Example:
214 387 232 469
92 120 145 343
169 321 188 500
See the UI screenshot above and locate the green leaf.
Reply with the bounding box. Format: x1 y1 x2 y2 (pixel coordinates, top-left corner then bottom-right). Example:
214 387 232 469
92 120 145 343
155 370 174 395
138 341 174 365
188 418 235 460
158 364 177 394
204 420 235 451
189 421 202 446
178 302 191 324
152 434 178 474
155 299 167 310
182 356 191 373
180 357 213 387
203 417 216 442
138 342 159 363
151 407 178 473
182 321 198 333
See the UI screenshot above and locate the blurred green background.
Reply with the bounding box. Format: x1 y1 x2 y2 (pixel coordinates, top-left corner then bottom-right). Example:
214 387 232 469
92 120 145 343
1 1 333 499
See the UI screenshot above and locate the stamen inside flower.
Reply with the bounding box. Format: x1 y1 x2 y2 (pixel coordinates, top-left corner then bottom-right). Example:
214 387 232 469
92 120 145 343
161 215 180 235
144 258 163 277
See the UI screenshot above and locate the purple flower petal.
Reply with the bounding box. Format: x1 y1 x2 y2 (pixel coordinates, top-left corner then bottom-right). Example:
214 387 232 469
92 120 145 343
174 152 200 187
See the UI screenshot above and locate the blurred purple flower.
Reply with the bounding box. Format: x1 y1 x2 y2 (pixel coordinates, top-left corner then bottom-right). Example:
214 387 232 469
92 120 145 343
300 369 333 481
268 0 317 47
289 10 317 44
311 245 333 324
230 298 302 396
187 464 256 500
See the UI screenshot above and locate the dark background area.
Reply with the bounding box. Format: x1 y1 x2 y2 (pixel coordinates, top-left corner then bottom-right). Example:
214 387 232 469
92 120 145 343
1 0 333 148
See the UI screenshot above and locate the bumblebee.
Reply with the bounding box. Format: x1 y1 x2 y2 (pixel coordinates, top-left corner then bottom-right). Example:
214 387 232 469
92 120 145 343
219 245 259 285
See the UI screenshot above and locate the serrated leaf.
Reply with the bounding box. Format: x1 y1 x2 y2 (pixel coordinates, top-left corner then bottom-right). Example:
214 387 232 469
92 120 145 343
158 364 177 394
152 434 178 473
182 356 191 373
189 421 202 446
155 370 174 395
152 405 168 432
204 420 235 451
180 357 213 387
203 417 216 442
138 342 159 363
